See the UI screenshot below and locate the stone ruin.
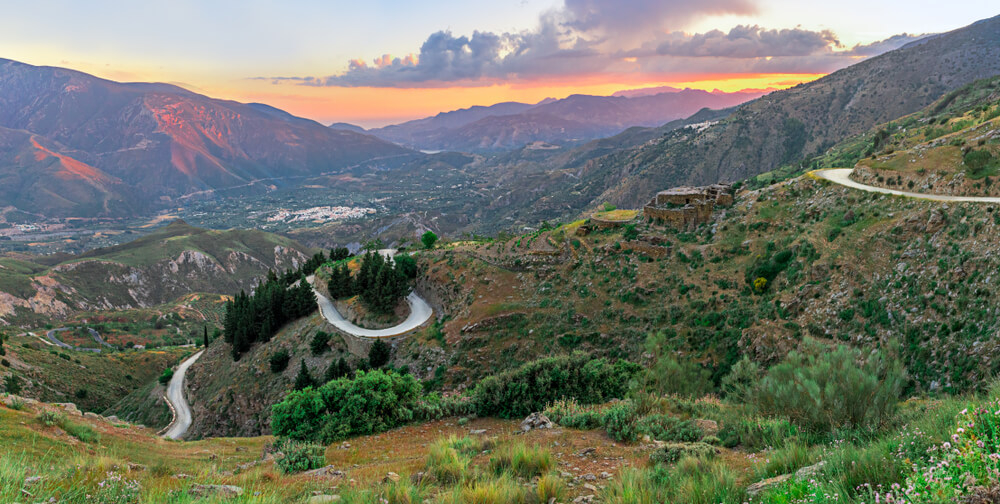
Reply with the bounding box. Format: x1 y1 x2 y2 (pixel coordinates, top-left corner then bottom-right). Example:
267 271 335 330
643 183 733 230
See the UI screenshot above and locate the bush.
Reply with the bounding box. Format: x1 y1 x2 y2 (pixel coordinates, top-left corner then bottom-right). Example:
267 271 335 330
720 357 761 403
75 388 88 399
544 399 604 429
1 359 9 368
636 414 703 443
756 340 905 433
158 368 173 385
269 349 291 373
421 231 438 250
274 438 326 473
271 369 422 443
643 332 714 398
471 352 640 418
717 415 798 450
61 419 98 443
310 331 331 356
293 359 314 391
37 410 63 427
394 254 418 279
603 401 640 443
4 374 22 394
649 442 717 465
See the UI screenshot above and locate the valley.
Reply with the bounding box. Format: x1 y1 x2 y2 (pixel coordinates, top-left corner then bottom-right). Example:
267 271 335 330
3 8 1000 504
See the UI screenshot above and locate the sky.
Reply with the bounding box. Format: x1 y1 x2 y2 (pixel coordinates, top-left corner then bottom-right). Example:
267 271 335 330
1 1 997 128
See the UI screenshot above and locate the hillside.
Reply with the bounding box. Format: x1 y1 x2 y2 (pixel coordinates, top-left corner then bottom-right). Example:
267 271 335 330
472 14 1000 226
369 89 764 152
0 220 314 325
0 58 412 218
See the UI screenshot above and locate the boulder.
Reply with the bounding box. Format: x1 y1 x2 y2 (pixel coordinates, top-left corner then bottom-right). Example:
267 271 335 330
302 465 343 478
383 472 401 483
746 474 791 496
520 412 553 432
794 461 826 480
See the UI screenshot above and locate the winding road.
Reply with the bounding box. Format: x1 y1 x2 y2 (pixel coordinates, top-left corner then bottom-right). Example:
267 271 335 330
46 327 112 353
160 251 433 440
811 168 1000 203
163 350 204 440
307 249 434 338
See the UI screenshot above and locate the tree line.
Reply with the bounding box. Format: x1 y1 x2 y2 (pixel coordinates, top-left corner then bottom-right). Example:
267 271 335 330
223 251 328 361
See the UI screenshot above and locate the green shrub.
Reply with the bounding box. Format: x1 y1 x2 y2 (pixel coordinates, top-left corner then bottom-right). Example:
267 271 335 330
274 438 326 473
636 414 703 443
4 374 22 394
603 402 640 443
718 415 798 450
470 352 640 418
544 399 604 429
310 331 331 355
36 410 63 427
649 442 717 465
720 357 761 403
756 340 905 433
158 368 173 385
269 348 291 373
642 332 714 398
271 369 422 442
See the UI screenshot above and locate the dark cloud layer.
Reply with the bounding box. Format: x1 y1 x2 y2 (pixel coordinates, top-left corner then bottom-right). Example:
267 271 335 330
256 0 930 88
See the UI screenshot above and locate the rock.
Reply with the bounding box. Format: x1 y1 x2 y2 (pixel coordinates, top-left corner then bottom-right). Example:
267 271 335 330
600 472 612 479
470 429 487 435
578 447 596 457
303 465 343 478
106 415 119 423
573 494 595 503
307 496 341 504
189 484 243 498
383 472 401 483
581 473 597 481
519 412 553 432
52 403 81 416
926 209 946 231
583 483 598 492
746 474 791 496
794 461 826 480
172 474 192 479
23 476 42 486
127 463 146 472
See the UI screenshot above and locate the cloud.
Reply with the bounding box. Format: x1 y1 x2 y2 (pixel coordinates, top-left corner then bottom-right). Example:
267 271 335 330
843 33 929 56
654 25 841 58
255 0 931 88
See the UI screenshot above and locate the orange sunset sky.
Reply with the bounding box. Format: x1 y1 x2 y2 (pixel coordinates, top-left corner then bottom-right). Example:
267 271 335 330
2 1 997 127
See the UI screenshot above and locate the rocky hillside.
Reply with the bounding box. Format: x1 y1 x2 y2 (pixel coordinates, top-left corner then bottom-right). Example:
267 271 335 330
0 58 412 218
0 220 313 325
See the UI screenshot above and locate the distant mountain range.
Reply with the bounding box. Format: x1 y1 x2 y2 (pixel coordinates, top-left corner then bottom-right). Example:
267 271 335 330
360 89 766 152
0 58 411 218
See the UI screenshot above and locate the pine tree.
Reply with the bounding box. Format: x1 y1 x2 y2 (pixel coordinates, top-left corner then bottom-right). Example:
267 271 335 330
293 359 314 391
368 339 391 368
324 356 351 383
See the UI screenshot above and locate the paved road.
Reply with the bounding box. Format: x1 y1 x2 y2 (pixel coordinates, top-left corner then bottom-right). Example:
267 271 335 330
812 169 1000 203
45 327 111 353
163 350 204 440
307 249 434 338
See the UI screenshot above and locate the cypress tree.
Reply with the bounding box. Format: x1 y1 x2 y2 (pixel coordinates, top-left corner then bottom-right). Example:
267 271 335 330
368 339 391 368
203 326 209 347
293 359 314 390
